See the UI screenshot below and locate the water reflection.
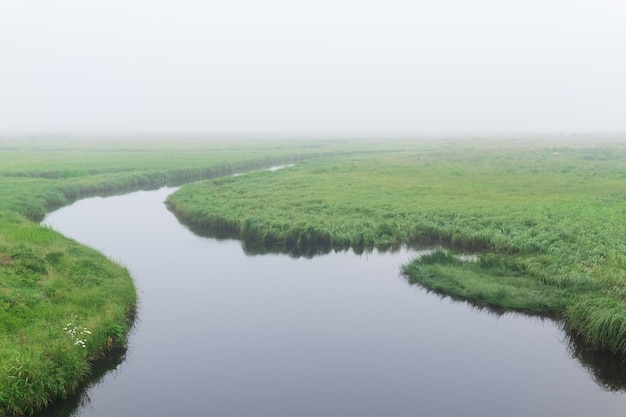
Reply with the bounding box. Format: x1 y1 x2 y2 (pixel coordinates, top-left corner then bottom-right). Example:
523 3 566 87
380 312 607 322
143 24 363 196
172 207 626 393
34 351 127 417
566 333 626 391
168 211 414 258
38 187 626 416
402 277 626 392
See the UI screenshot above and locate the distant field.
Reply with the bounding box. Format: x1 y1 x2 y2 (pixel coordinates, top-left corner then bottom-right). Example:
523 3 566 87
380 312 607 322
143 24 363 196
0 138 346 221
166 139 626 353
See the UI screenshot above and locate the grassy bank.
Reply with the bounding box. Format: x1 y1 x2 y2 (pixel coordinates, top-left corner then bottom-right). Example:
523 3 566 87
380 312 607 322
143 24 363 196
0 211 136 415
3 137 625 414
166 138 626 353
0 138 346 416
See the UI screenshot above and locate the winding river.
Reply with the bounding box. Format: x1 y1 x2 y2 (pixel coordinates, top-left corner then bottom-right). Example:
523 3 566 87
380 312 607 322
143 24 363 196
39 186 626 416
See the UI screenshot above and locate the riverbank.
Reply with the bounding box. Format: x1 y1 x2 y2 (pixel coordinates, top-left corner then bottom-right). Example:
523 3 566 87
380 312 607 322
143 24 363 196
0 138 346 416
165 139 626 353
42 187 626 416
3 137 625 415
0 210 136 416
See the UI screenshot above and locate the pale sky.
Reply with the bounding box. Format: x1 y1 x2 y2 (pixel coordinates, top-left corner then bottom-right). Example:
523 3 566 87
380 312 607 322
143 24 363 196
1 0 625 137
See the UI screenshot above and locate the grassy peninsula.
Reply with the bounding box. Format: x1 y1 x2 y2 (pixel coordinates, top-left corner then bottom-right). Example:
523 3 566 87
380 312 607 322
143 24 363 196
0 138 339 416
166 138 626 354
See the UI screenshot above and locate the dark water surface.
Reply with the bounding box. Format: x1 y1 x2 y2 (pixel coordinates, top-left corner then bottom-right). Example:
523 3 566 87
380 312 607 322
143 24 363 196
41 187 626 417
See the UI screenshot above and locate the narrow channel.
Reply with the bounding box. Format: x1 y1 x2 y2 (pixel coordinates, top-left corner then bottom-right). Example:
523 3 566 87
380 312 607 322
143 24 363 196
40 186 626 417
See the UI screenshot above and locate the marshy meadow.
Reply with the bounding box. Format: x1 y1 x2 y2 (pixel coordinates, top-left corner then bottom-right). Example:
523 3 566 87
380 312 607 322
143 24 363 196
1 137 626 416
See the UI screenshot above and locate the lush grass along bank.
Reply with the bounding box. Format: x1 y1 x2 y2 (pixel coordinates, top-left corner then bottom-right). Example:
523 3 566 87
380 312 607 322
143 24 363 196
0 138 350 416
166 140 626 353
0 210 135 415
2 137 625 414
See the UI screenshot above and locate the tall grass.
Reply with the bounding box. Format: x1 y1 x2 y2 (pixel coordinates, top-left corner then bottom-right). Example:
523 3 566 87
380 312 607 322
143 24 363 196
166 140 626 353
0 211 136 416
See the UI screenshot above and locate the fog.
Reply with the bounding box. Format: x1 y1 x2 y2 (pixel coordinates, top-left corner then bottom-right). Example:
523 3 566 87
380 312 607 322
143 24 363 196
2 0 625 137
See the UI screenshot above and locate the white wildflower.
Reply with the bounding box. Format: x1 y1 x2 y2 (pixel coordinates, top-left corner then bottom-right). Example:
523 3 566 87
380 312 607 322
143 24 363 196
64 322 90 349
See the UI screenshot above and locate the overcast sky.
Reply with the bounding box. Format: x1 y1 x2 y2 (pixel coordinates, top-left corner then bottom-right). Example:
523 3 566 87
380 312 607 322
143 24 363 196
1 0 625 137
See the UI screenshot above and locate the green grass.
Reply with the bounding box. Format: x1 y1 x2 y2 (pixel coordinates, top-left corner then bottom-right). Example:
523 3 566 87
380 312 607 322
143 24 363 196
2 136 626 414
403 250 571 316
0 210 135 416
166 139 626 354
0 138 346 221
0 138 352 416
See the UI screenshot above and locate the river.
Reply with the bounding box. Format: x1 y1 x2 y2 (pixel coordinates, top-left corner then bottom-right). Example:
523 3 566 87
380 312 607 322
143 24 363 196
40 186 626 416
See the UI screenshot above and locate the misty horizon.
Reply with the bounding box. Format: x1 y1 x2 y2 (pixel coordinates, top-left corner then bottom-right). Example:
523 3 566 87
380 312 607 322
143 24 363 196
2 0 625 137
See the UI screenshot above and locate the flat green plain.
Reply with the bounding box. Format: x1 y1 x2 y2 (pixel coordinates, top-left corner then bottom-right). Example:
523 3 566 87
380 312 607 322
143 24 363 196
1 137 625 415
